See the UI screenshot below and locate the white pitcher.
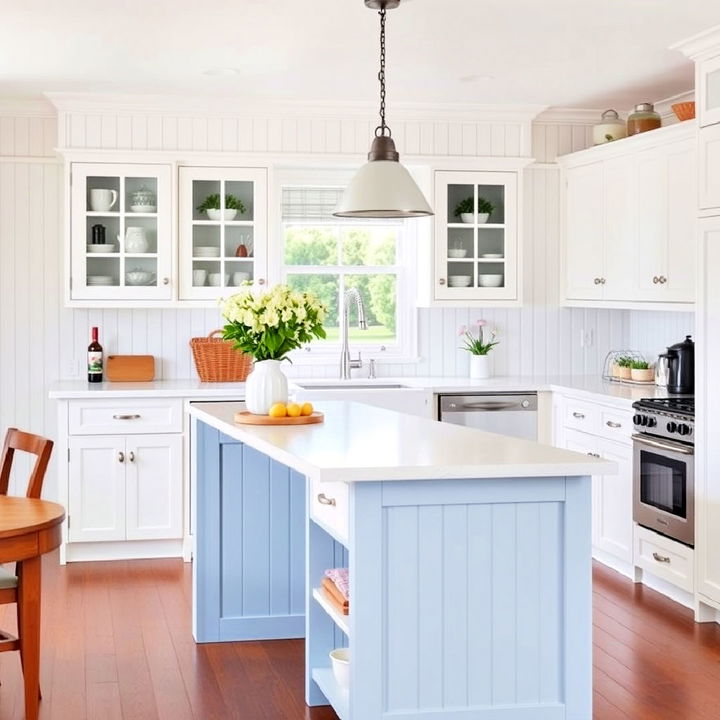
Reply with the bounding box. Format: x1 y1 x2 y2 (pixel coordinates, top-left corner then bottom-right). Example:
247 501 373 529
119 227 149 254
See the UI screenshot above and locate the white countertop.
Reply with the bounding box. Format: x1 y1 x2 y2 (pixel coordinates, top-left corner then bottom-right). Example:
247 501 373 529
48 374 672 408
188 400 615 483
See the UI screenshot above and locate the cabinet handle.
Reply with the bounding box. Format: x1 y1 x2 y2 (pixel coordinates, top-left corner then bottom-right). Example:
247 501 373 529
317 493 336 507
573 412 585 419
653 276 659 284
601 278 606 285
652 552 671 564
117 451 125 463
594 277 601 285
257 278 266 285
439 278 446 285
128 451 135 463
162 277 169 285
606 421 622 428
658 275 667 285
113 414 141 420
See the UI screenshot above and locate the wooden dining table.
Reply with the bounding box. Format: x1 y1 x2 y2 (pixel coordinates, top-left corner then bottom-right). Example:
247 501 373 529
0 496 65 720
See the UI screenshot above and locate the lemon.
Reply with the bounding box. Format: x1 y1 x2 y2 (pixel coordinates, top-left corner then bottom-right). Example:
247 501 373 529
268 403 287 418
286 403 302 418
301 402 314 416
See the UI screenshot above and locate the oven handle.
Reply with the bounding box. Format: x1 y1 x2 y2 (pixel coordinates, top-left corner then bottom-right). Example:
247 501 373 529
632 434 694 455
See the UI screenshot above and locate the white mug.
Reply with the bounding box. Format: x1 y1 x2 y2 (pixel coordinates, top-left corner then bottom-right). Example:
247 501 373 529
193 269 208 286
90 188 118 212
208 273 222 287
233 271 251 286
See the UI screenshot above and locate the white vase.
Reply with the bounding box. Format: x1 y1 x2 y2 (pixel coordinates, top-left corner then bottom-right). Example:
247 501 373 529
245 359 289 414
469 354 491 379
477 212 490 224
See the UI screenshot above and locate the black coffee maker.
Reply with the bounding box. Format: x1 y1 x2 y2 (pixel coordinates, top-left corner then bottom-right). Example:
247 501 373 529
666 335 694 394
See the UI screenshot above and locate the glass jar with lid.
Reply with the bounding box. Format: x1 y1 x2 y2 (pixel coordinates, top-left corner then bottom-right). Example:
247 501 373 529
627 103 661 136
130 185 157 212
593 109 627 145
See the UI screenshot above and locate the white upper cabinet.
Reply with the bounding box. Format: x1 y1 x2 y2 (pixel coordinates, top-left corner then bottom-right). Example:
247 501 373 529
69 162 173 302
699 123 720 211
698 53 720 128
560 124 696 309
178 166 268 301
431 170 521 306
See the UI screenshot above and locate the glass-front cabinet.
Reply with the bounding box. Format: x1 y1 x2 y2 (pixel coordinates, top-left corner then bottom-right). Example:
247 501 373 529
699 53 720 127
70 163 173 301
433 170 518 302
178 166 267 301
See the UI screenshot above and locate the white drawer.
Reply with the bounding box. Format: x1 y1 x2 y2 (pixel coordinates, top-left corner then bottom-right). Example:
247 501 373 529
598 407 633 442
563 399 600 434
68 398 183 435
634 525 694 593
310 477 349 545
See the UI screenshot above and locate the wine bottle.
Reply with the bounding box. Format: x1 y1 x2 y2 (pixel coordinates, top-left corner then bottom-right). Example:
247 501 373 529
87 327 103 383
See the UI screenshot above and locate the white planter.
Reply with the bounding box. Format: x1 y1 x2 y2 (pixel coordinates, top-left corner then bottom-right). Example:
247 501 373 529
460 213 474 224
244 359 289 414
477 212 490 224
469 354 491 379
206 208 238 221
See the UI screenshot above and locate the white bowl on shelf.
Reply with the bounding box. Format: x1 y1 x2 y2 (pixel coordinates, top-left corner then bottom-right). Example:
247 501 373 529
125 269 155 286
329 648 350 691
448 275 472 287
479 273 504 287
129 204 156 213
448 248 468 258
86 244 116 254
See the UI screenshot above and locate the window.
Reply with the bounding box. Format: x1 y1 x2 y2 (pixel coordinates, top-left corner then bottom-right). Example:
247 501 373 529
279 181 416 361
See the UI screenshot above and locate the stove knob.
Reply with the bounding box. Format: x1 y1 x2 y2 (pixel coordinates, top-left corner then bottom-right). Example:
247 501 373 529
646 417 657 428
678 424 691 436
633 414 643 425
667 421 677 433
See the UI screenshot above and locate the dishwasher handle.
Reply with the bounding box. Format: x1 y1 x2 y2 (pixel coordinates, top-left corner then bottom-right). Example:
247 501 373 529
440 394 538 413
450 401 527 411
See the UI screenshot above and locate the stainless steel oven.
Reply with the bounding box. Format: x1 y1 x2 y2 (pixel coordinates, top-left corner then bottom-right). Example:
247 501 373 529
632 397 695 547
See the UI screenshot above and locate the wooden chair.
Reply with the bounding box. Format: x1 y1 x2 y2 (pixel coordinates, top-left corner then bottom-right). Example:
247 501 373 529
0 428 54 693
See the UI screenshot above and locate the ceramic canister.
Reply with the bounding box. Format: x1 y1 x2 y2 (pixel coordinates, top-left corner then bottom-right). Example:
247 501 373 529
593 109 627 145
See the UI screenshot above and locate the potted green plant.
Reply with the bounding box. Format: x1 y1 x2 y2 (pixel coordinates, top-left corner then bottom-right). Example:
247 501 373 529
453 196 495 224
612 355 633 380
221 285 327 414
197 193 246 221
459 319 500 379
630 359 654 382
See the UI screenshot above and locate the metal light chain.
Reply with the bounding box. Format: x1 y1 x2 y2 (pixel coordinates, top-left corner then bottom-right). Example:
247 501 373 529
376 7 391 137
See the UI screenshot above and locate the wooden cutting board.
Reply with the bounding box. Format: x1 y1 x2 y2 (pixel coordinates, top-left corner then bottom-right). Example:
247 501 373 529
106 355 155 382
234 411 324 426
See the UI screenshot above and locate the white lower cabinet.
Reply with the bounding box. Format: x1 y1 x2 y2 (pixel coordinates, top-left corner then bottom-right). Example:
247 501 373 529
68 433 182 545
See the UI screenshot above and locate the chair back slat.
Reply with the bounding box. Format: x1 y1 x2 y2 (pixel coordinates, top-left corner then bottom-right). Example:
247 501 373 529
0 428 54 498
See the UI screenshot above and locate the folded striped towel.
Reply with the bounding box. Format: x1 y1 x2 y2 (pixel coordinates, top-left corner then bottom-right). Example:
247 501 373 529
324 567 349 601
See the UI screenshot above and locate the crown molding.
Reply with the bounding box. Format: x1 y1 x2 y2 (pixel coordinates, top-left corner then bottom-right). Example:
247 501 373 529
652 89 695 122
0 96 56 117
45 92 546 124
671 23 720 60
534 107 601 125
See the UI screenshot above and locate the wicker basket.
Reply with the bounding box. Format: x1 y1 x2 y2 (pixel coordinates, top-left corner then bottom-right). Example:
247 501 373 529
671 102 696 122
190 330 253 382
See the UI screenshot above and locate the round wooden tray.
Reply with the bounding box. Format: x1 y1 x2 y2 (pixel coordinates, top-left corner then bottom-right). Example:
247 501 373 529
234 411 324 426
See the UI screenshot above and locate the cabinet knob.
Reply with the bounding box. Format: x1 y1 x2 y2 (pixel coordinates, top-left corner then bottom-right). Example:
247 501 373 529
601 277 606 285
439 278 446 285
658 275 667 285
594 277 601 285
117 451 125 463
652 276 659 284
317 493 336 507
162 277 169 285
257 278 266 285
128 451 135 463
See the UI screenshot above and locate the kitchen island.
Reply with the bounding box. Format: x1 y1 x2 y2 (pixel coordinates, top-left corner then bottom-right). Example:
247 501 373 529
189 400 614 720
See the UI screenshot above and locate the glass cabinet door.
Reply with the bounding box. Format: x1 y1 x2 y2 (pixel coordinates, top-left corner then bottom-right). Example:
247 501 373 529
70 163 173 302
700 54 720 127
434 170 518 302
178 167 267 300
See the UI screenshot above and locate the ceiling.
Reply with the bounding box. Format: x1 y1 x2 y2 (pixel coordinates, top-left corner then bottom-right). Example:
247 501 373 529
1 0 719 110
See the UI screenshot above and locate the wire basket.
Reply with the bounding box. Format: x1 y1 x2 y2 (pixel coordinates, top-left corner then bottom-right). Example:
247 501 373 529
190 330 253 382
602 350 650 384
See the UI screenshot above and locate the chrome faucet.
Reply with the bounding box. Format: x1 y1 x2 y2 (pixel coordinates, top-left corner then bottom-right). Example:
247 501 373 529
340 287 368 379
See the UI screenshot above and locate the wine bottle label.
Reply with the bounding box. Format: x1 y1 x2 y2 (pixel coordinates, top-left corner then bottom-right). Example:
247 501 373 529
88 352 103 374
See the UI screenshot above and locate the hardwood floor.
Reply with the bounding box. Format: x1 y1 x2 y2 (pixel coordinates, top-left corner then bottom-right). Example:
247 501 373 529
0 556 718 719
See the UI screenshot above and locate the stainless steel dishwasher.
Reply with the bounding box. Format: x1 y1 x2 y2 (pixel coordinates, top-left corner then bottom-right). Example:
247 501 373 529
438 392 538 440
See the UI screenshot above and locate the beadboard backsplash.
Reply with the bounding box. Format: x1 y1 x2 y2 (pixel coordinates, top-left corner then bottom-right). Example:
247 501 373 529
0 105 693 496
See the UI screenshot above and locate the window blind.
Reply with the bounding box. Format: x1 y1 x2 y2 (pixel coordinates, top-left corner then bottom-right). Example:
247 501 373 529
282 187 346 222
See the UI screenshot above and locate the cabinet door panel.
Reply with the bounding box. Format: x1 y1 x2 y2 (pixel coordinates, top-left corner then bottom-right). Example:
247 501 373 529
699 53 720 128
563 429 599 546
596 439 634 564
635 149 667 298
68 436 126 542
564 164 604 300
699 124 720 211
126 434 183 540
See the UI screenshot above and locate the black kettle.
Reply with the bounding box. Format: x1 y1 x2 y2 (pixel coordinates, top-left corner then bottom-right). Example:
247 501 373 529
667 335 694 395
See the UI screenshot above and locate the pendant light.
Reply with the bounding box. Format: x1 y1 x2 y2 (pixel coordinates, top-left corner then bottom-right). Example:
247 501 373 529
334 0 433 218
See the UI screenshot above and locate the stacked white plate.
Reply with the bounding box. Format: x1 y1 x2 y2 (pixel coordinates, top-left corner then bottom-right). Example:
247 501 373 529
194 246 221 258
87 275 115 286
130 204 156 213
86 244 116 254
480 253 504 259
448 275 472 287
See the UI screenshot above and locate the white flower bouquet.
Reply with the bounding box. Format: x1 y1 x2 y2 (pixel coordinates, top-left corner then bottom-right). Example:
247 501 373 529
220 284 327 361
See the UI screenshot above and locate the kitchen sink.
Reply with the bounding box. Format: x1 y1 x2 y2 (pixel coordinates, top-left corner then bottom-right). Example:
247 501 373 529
294 382 408 390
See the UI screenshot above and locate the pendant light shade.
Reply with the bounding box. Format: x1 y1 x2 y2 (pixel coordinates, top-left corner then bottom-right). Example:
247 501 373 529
333 1 433 219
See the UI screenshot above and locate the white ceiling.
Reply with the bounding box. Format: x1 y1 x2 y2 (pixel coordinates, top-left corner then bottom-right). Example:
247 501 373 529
1 0 719 110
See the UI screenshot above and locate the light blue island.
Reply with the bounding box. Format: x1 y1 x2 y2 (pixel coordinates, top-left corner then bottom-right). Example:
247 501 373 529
188 401 613 720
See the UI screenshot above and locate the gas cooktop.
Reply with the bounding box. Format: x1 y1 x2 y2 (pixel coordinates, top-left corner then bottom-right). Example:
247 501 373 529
632 396 695 444
633 397 695 417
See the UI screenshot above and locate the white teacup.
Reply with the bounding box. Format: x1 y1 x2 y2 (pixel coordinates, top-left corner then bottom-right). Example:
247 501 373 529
233 271 251 286
90 188 118 212
208 273 222 287
193 269 208 286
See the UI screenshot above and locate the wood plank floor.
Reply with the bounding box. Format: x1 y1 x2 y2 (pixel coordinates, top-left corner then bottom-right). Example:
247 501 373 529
0 557 718 719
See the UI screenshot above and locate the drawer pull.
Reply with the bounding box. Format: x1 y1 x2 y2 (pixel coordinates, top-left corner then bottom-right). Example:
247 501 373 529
317 493 336 507
652 552 671 564
572 412 585 419
113 414 141 420
117 451 125 463
606 421 622 428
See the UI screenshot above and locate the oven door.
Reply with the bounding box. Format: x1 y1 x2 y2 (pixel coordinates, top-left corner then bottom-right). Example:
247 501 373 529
633 434 694 546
